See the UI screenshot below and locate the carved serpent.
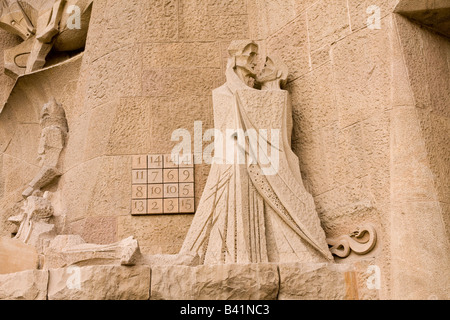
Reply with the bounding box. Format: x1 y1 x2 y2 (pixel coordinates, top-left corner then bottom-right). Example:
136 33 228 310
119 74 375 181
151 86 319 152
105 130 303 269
327 224 377 258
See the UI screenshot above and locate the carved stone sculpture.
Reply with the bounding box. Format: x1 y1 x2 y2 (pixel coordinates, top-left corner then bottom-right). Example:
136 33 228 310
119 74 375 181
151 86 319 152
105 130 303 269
176 40 333 265
256 55 289 90
0 0 93 77
326 224 378 258
8 191 56 252
43 235 141 269
22 97 68 198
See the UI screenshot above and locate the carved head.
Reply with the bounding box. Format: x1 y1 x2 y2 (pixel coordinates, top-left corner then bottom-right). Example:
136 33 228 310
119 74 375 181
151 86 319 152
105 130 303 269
227 40 259 83
40 98 68 132
257 55 289 89
24 191 54 221
0 0 35 40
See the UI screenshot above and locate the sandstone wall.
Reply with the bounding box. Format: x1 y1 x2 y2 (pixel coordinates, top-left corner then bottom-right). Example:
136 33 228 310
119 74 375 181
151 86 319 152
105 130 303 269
0 0 448 300
390 14 450 299
247 0 450 299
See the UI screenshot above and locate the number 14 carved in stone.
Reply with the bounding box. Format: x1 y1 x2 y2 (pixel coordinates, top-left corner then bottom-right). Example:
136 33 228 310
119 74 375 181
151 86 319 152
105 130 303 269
131 154 195 215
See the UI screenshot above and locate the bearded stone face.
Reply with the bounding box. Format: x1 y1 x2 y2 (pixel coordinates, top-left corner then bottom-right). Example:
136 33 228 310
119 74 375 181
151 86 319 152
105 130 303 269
235 43 258 78
256 55 289 89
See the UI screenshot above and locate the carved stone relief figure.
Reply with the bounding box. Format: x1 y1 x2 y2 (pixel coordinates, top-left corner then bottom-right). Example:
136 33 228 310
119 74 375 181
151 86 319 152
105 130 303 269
176 40 333 265
256 55 289 91
0 0 93 77
43 235 141 269
5 97 143 269
6 98 67 253
8 190 56 252
22 97 68 198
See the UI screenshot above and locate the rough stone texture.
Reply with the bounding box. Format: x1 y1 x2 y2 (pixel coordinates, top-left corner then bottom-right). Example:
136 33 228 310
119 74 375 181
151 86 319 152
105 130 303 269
0 0 448 300
151 264 279 300
43 235 141 269
0 270 48 300
117 215 192 255
278 263 357 300
0 238 39 275
247 0 449 300
395 0 450 37
389 14 450 300
48 265 151 300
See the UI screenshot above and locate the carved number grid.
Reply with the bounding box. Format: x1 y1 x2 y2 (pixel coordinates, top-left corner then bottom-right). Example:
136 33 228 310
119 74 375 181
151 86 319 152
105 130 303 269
131 154 195 215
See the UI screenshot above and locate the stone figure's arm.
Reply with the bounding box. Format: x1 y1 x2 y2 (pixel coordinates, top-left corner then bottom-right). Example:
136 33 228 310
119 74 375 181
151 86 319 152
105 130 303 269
37 0 67 43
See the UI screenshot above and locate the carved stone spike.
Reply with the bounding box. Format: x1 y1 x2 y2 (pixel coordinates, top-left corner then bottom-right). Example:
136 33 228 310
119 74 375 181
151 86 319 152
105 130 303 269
326 224 378 258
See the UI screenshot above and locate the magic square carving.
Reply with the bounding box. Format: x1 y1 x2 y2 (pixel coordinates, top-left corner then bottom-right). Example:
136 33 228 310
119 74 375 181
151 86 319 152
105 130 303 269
131 154 195 215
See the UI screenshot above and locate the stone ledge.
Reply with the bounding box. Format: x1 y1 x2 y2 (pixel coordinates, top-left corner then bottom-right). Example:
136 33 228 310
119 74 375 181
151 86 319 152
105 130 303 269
0 262 365 300
0 238 39 275
150 263 359 300
48 265 151 300
150 263 279 300
278 263 357 300
0 270 48 300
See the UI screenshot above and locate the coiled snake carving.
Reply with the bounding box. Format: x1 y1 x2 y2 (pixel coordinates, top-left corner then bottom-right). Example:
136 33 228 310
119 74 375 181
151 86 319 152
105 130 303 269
326 224 377 258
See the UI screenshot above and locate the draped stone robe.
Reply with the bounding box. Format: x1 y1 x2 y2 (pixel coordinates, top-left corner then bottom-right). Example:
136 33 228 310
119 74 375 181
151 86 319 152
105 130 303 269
179 67 332 265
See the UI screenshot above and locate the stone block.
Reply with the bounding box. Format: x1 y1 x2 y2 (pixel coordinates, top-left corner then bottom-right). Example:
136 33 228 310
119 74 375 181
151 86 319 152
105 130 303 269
2 154 39 195
179 0 207 15
394 15 432 110
87 156 132 218
278 263 356 300
142 42 221 70
307 0 351 66
3 124 40 166
85 45 142 109
331 26 390 128
62 111 90 171
263 0 297 36
267 14 311 81
48 265 151 300
83 100 118 161
117 215 192 255
150 263 279 300
0 270 48 300
79 216 117 245
348 0 396 31
207 0 247 16
59 158 103 223
179 14 248 41
287 62 337 136
106 98 151 155
142 68 222 98
0 238 39 275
